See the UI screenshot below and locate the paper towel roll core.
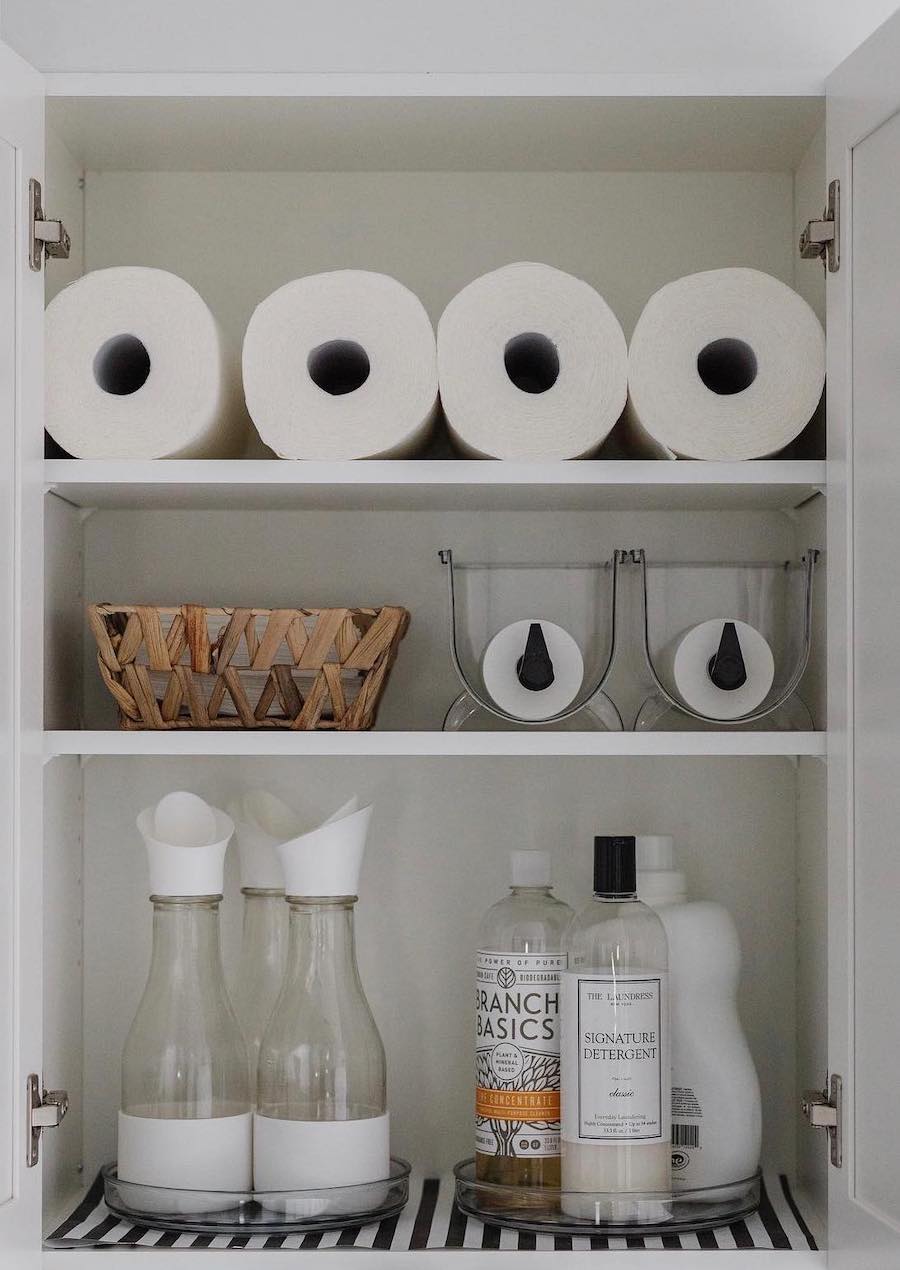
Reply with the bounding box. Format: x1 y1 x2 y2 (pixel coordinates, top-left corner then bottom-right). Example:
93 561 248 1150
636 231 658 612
437 262 628 459
667 619 775 720
46 267 248 459
623 268 825 460
242 270 439 459
482 620 584 720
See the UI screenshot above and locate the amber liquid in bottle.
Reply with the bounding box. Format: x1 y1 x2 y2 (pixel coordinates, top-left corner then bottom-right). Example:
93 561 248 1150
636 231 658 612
475 851 572 1202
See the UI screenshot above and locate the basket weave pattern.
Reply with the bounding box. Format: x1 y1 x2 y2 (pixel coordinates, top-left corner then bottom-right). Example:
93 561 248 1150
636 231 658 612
88 603 410 731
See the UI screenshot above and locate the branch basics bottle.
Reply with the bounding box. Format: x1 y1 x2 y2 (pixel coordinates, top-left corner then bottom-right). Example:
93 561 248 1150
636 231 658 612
561 835 671 1221
476 849 573 1191
119 793 252 1204
636 836 761 1195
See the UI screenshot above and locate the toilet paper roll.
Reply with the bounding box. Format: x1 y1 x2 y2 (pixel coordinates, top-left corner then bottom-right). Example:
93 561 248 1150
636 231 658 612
622 268 825 460
664 619 775 720
482 620 584 720
45 267 248 459
242 270 439 459
437 262 628 459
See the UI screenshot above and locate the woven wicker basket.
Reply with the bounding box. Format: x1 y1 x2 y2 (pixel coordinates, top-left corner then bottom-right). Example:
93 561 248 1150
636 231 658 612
87 603 410 730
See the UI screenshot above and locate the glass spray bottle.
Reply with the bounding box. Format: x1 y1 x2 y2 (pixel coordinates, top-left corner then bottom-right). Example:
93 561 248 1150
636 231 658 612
254 803 389 1198
119 793 252 1196
228 794 291 1090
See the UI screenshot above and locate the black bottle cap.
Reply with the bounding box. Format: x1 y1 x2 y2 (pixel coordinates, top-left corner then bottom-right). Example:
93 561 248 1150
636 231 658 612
593 835 637 896
516 622 555 692
707 621 747 692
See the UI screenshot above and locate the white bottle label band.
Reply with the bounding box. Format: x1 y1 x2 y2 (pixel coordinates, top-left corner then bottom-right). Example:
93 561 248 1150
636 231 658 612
561 972 669 1144
475 951 567 1159
253 1111 390 1191
117 1110 252 1192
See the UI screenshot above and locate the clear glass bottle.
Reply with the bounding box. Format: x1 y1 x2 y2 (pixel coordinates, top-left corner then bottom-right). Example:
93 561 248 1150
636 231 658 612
561 835 671 1221
232 887 287 1091
228 790 295 1092
476 850 573 1192
253 804 389 1194
119 795 252 1196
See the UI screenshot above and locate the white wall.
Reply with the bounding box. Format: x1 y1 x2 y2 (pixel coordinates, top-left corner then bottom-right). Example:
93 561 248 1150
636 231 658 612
80 169 796 406
4 0 899 86
793 124 827 325
43 129 83 302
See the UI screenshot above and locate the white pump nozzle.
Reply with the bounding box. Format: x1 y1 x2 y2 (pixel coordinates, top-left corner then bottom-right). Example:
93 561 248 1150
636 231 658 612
511 849 551 888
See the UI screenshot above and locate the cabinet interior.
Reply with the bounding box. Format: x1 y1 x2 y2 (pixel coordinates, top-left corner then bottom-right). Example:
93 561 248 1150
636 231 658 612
39 92 831 1250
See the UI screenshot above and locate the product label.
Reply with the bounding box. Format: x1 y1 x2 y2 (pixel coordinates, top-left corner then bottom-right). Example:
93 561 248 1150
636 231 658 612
671 1086 703 1173
561 972 669 1144
475 951 567 1159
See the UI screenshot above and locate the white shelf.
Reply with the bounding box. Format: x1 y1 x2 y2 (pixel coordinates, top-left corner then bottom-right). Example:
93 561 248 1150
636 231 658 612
44 459 825 512
44 730 826 758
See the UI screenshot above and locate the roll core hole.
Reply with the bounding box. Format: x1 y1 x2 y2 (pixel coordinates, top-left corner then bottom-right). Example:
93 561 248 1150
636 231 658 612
307 339 371 396
93 334 151 396
504 332 560 395
696 338 758 396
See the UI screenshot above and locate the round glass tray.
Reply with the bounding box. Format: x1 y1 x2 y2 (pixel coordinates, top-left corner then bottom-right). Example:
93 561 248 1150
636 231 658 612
453 1159 760 1237
102 1157 411 1235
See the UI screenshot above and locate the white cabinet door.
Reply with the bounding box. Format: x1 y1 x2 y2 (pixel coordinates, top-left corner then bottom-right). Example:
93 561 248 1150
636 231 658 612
0 37 44 1255
827 8 900 1265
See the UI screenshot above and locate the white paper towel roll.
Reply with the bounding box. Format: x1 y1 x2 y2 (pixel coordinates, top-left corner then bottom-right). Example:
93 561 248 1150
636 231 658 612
665 618 775 720
45 267 248 459
437 262 628 460
622 268 825 460
482 620 584 720
242 270 439 459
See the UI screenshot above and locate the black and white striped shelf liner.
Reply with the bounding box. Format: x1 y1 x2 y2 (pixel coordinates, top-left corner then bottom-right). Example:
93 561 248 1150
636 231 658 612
47 1170 819 1252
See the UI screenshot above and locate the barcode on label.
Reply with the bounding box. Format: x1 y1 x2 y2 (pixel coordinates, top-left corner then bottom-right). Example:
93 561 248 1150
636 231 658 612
672 1123 700 1148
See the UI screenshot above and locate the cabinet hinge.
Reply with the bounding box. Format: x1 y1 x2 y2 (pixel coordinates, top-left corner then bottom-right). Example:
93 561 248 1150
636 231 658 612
799 178 840 273
28 178 71 272
26 1073 68 1168
801 1072 842 1168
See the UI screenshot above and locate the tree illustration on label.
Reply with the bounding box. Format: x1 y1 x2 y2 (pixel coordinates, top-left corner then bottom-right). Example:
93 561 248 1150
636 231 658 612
475 1047 561 1156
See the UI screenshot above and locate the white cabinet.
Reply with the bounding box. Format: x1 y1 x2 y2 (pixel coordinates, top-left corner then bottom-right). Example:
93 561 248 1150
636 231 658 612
2 7 900 1264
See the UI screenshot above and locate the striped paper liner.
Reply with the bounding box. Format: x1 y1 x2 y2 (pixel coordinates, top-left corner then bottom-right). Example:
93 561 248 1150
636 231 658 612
46 1170 819 1252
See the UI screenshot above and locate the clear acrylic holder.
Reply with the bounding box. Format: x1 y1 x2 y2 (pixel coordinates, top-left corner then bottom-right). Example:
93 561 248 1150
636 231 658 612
101 1158 411 1236
632 549 820 731
453 1159 761 1237
439 548 624 731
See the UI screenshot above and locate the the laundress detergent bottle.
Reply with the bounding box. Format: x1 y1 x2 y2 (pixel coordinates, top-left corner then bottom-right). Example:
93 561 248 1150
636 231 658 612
561 835 671 1222
475 850 573 1194
119 792 252 1210
636 835 761 1196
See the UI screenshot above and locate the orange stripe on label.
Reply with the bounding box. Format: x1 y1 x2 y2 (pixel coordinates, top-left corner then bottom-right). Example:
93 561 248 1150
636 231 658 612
476 1087 560 1119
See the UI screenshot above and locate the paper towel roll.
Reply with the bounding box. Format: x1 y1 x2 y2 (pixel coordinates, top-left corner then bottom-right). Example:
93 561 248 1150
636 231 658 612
664 618 775 720
45 267 248 459
622 268 825 460
242 270 439 459
437 262 628 460
482 620 584 720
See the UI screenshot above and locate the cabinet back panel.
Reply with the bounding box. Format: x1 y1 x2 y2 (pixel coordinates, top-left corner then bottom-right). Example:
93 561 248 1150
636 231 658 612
78 508 803 732
82 170 794 358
